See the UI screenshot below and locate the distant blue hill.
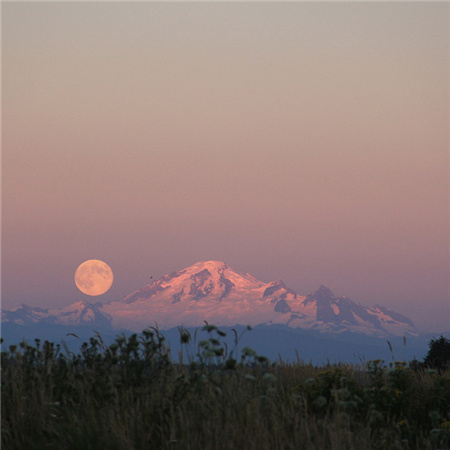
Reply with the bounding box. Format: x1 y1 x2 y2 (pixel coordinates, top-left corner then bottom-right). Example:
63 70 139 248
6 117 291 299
1 322 432 365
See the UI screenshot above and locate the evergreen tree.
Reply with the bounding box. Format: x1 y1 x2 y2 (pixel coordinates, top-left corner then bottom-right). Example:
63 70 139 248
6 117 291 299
423 335 450 372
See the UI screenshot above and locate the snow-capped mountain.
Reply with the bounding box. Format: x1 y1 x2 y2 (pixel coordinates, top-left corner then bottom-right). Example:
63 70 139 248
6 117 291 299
2 261 418 337
101 260 304 331
291 285 417 336
2 304 51 326
2 301 111 327
100 261 417 336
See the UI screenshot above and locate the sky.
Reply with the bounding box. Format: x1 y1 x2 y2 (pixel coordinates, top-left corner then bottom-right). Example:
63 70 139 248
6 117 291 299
2 2 449 332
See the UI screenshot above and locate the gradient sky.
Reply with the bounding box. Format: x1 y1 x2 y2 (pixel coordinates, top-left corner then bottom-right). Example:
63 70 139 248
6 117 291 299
3 2 449 332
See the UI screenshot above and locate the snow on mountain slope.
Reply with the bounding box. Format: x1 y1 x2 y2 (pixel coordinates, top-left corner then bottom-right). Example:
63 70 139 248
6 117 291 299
286 285 418 337
101 261 304 330
48 301 111 326
1 304 51 325
2 301 111 327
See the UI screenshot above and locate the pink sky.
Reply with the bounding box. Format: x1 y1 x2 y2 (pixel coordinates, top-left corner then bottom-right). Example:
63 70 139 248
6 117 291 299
2 3 448 332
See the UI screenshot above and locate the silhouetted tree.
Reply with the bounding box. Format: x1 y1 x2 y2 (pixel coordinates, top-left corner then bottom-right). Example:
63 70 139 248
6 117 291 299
423 336 450 372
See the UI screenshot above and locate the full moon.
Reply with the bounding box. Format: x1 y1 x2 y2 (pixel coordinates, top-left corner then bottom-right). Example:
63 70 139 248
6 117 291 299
75 260 113 296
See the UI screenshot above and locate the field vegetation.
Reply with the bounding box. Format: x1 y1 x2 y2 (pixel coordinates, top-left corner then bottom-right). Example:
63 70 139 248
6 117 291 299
1 326 449 449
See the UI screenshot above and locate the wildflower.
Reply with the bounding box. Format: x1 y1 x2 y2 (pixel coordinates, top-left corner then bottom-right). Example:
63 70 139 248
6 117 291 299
263 373 276 382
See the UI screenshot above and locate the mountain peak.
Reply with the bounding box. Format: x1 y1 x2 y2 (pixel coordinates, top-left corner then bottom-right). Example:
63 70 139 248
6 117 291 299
120 260 267 308
311 285 336 302
193 260 229 269
187 261 230 274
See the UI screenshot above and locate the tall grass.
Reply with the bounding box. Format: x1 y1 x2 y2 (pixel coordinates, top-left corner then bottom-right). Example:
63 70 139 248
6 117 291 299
1 326 449 450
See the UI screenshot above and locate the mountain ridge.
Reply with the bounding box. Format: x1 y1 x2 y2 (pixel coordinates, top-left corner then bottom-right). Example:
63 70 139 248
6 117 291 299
2 260 418 337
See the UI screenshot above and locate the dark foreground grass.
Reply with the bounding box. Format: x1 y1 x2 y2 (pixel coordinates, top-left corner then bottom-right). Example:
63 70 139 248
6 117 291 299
1 326 449 450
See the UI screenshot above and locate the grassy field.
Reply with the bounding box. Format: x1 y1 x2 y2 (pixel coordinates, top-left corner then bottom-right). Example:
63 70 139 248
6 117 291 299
1 326 449 450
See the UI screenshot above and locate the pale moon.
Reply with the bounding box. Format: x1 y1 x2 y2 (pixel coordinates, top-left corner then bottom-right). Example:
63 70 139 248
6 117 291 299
75 260 113 296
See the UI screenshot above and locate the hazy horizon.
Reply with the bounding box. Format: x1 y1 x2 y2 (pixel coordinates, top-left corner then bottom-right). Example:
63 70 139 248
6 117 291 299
3 2 449 333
